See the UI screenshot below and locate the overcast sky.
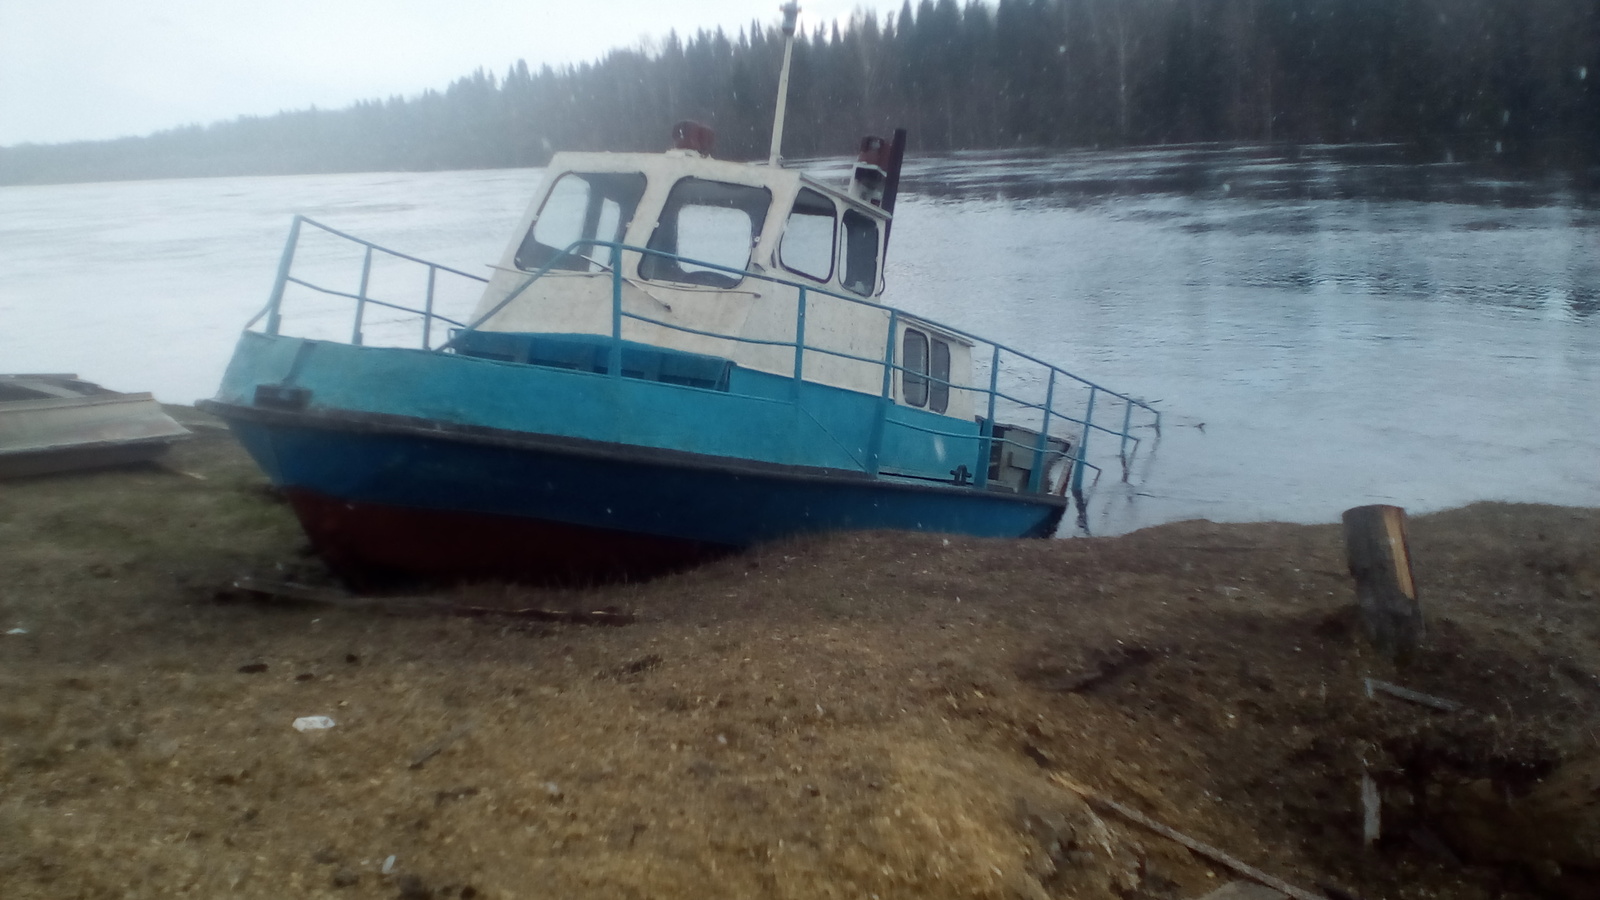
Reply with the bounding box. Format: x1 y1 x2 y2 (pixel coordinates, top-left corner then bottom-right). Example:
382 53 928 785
0 0 902 147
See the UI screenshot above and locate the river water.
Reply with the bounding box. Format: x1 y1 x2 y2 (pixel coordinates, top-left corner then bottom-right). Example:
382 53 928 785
2 145 1596 533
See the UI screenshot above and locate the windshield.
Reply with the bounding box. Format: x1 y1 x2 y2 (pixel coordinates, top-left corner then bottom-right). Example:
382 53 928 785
639 178 772 288
515 172 647 272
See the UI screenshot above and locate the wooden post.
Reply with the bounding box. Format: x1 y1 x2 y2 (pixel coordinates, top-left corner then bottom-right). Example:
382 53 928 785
1342 504 1423 662
1360 770 1381 846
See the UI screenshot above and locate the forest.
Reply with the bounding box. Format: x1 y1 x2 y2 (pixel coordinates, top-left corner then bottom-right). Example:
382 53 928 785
2 0 1596 185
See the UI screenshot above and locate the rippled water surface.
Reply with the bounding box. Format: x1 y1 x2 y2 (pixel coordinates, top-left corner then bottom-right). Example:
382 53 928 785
3 146 1596 532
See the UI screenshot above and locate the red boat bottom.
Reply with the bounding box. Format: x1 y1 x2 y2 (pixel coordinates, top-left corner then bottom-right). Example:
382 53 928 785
284 489 732 584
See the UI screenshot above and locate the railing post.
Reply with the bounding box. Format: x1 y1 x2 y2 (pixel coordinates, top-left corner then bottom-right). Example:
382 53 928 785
350 245 373 346
1028 369 1057 494
609 243 624 377
792 287 808 390
865 309 898 477
1118 400 1134 481
422 266 437 350
1072 386 1097 496
264 216 303 336
880 309 898 400
974 345 1000 490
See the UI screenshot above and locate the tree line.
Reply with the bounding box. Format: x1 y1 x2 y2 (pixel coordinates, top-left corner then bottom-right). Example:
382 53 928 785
3 0 1596 185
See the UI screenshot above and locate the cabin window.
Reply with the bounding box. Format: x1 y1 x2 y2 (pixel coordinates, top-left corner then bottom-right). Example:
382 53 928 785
841 209 880 296
640 178 772 288
779 188 836 281
929 339 951 412
516 172 646 273
902 330 928 407
901 328 951 414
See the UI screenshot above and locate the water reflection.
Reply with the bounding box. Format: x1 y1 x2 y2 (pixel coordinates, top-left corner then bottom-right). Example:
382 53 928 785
892 143 1599 210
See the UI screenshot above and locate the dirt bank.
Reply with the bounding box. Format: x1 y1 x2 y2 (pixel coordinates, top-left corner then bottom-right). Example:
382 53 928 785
2 409 1597 900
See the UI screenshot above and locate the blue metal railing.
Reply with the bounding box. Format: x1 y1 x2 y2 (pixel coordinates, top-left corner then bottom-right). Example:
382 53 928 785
250 215 485 350
254 216 1161 501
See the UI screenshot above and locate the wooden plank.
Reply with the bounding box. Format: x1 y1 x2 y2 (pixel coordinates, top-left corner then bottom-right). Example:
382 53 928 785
1197 883 1288 900
1052 775 1327 900
1360 771 1381 846
1362 678 1463 712
229 577 635 626
1342 505 1423 662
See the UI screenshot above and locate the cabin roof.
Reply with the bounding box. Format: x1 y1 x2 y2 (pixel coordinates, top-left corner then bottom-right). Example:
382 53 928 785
544 150 891 222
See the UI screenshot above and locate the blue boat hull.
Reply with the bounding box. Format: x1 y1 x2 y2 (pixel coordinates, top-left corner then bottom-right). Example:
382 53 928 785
204 402 1068 581
200 331 1070 581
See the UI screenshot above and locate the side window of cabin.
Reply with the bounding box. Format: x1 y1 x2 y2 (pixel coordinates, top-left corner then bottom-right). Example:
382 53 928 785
929 340 951 412
641 178 772 288
840 209 880 296
516 172 646 273
901 328 952 414
779 188 836 281
902 330 929 407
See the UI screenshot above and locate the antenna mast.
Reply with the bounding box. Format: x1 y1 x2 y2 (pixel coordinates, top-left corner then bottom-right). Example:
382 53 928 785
767 1 801 167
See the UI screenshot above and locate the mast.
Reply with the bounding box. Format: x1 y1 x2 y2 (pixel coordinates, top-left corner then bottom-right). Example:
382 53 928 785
767 1 801 167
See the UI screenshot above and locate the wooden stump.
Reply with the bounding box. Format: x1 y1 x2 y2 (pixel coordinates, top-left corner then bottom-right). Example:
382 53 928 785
1342 504 1423 662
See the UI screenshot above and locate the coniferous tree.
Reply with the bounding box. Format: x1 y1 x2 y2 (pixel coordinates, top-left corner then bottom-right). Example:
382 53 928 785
2 0 1595 185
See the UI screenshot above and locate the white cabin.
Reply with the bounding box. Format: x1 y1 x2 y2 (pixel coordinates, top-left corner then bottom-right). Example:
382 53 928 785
467 150 977 422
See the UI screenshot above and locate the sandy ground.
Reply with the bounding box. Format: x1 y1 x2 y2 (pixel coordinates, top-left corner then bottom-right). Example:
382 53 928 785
2 408 1598 900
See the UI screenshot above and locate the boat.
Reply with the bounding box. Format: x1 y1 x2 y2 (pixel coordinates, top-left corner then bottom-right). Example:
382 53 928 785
0 374 190 478
198 5 1159 581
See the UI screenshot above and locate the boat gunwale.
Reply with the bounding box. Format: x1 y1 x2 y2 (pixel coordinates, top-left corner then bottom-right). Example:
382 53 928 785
196 398 1072 509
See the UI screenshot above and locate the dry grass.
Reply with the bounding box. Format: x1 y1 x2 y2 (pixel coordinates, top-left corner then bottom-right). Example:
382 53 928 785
2 409 1598 899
